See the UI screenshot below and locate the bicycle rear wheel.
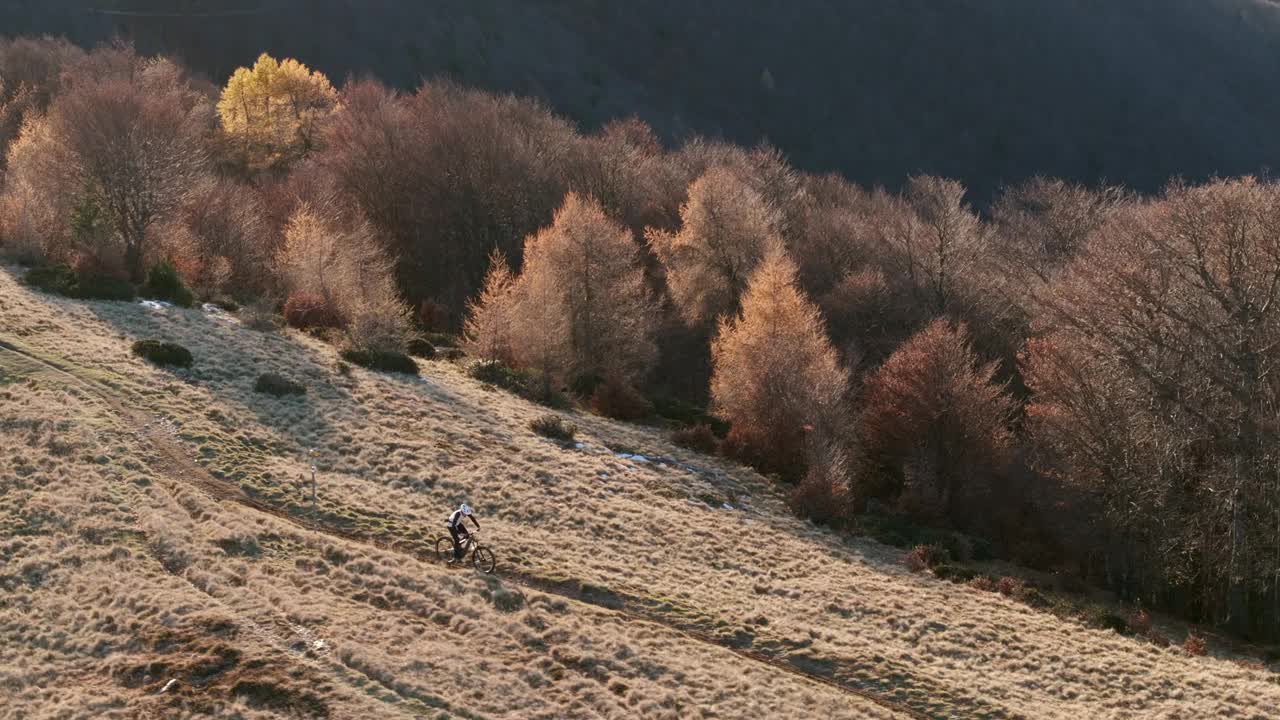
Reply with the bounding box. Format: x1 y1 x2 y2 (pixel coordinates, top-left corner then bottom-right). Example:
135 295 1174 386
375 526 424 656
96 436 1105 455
472 546 496 574
435 536 456 563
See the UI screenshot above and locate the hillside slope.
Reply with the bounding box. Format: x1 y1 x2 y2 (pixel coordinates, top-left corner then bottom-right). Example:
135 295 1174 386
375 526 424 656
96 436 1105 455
6 0 1280 201
2 264 1279 719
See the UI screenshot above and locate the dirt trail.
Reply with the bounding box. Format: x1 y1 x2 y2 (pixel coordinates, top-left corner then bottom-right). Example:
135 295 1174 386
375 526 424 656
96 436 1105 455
0 337 1013 720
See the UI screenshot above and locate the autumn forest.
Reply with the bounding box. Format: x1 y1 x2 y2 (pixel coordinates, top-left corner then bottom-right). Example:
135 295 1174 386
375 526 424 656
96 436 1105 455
3 37 1280 643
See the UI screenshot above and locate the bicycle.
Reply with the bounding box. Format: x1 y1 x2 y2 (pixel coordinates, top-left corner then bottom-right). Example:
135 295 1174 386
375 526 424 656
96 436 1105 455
435 530 496 574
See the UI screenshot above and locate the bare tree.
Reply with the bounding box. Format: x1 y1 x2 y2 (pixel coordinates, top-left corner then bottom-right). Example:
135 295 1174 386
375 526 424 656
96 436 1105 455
48 61 210 281
884 175 990 316
1026 177 1280 635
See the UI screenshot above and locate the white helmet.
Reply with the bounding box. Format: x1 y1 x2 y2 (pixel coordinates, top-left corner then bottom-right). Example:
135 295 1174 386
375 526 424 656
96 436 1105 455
459 503 473 516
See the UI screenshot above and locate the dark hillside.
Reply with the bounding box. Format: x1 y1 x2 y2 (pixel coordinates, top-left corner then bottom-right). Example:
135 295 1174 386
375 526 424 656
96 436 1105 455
4 0 1280 200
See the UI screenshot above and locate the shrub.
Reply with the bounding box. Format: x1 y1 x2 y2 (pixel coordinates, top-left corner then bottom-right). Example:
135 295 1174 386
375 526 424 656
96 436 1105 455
469 359 535 394
671 424 720 454
530 414 576 442
1148 631 1171 648
344 290 413 354
1127 609 1152 636
932 564 978 583
283 291 346 330
131 340 193 368
1020 587 1052 608
590 380 653 421
254 373 305 397
24 264 135 301
406 337 437 359
651 395 730 436
996 576 1026 598
789 473 850 526
1085 606 1130 635
466 359 564 406
904 544 948 572
969 575 998 592
339 349 418 375
1183 634 1208 656
142 261 194 307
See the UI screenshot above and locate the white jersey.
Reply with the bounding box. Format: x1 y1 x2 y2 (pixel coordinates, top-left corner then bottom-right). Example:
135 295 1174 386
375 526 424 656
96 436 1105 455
447 509 468 528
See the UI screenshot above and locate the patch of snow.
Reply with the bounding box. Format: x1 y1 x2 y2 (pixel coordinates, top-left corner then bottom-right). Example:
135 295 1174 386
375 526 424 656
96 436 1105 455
138 299 172 311
722 502 735 510
201 303 240 324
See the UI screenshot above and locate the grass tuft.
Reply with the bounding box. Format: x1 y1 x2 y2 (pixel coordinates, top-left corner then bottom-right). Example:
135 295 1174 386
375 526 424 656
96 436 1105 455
530 413 576 442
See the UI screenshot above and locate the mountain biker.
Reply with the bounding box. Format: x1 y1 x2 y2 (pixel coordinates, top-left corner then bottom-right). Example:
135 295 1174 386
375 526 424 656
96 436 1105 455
445 503 480 563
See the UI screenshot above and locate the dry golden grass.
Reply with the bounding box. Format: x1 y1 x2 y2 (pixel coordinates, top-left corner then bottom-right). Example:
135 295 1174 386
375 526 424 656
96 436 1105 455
2 264 1279 719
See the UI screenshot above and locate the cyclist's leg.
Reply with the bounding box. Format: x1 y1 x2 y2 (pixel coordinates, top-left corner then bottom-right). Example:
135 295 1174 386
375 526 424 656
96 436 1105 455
448 525 463 560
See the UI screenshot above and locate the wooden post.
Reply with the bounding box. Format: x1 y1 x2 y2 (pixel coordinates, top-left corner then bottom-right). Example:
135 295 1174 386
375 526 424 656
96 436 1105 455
310 449 317 513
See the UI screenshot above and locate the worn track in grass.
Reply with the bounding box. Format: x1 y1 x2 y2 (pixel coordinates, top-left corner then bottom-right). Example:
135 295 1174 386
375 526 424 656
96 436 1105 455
0 336 1016 720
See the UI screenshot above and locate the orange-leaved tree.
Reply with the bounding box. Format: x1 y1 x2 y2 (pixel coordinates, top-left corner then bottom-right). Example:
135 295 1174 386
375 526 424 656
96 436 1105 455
217 53 337 170
648 166 783 328
710 252 847 478
463 249 519 366
861 319 1016 523
510 193 656 387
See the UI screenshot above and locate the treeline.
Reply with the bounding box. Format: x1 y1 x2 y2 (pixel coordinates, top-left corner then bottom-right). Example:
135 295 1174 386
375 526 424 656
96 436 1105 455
2 37 1279 641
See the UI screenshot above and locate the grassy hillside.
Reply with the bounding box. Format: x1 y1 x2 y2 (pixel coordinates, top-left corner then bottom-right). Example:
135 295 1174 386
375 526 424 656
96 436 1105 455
3 265 1279 719
4 0 1280 201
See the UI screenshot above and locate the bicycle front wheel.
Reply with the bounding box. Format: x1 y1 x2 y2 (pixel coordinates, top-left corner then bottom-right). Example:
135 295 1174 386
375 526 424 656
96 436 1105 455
435 536 456 563
473 546 496 574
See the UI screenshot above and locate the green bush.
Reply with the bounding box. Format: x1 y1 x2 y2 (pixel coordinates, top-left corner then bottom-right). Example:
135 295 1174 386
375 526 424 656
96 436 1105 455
466 359 564 406
131 340 193 368
530 413 576 442
425 332 458 348
1020 587 1052 609
25 265 135 301
254 373 305 397
406 337 437 359
932 564 978 583
650 395 731 437
142 262 193 307
1085 606 1131 635
339 349 419 375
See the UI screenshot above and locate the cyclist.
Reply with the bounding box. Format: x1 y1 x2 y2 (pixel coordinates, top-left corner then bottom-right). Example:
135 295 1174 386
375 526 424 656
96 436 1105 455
445 503 480 563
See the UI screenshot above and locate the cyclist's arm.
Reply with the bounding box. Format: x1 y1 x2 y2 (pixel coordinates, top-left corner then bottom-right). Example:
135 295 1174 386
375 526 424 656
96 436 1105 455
469 516 481 530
